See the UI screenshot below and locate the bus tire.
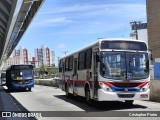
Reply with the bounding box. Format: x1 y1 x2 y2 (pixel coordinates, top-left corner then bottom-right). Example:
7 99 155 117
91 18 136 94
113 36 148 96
125 100 134 106
65 84 71 98
28 88 31 91
85 87 92 105
8 88 12 92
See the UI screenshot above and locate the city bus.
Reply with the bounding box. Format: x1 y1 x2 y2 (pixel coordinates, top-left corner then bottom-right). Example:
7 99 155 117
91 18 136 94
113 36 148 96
58 38 150 105
6 65 34 91
0 72 6 86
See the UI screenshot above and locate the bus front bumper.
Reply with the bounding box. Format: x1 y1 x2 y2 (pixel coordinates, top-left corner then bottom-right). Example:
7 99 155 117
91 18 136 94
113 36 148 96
10 81 34 89
98 89 150 101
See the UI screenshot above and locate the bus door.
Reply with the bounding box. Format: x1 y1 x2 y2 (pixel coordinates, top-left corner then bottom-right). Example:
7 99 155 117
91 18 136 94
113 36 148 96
73 59 78 95
93 52 99 99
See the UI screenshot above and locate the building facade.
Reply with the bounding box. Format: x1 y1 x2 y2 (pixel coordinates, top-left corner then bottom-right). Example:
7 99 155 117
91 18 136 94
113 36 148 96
12 47 30 64
130 22 148 45
34 45 55 68
2 46 55 69
147 0 160 61
3 56 23 70
50 51 55 66
23 48 29 64
2 47 31 70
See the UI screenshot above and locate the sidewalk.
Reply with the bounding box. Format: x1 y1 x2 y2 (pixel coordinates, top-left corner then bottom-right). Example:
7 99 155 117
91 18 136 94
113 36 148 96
0 86 30 120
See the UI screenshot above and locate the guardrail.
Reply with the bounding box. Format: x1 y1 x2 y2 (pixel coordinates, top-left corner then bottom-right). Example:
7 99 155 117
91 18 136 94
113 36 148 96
34 79 58 87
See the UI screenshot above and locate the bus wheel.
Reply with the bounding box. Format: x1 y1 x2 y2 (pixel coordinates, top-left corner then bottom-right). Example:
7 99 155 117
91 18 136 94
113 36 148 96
85 88 92 105
65 84 71 98
28 88 31 91
8 88 12 92
125 100 134 106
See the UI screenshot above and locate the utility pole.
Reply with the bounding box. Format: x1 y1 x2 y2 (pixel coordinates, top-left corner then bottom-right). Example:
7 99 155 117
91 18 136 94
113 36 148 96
63 51 68 55
57 56 60 62
130 21 141 40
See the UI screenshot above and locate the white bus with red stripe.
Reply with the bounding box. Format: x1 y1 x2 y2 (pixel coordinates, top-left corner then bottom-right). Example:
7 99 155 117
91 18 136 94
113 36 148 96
58 38 150 105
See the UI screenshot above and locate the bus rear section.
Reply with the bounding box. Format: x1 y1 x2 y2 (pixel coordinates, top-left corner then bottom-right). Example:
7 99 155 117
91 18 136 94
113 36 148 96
6 65 34 91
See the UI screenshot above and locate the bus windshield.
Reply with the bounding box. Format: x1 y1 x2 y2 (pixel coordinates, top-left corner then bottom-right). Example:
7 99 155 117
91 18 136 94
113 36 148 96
11 69 33 80
100 51 149 80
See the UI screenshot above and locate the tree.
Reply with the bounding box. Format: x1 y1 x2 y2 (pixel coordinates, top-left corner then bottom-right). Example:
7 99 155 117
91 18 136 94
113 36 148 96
51 63 55 68
39 63 47 75
48 69 58 74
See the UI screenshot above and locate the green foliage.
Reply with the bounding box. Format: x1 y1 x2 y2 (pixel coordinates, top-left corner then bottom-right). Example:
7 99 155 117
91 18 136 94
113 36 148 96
48 69 58 74
39 63 58 75
39 64 47 75
51 64 55 67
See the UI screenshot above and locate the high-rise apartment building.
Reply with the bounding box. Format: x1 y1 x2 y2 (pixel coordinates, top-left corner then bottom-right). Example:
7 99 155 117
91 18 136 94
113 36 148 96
46 47 50 66
3 56 23 70
3 46 55 69
35 48 43 67
12 47 30 64
50 51 55 66
2 47 31 70
34 45 55 68
23 48 29 64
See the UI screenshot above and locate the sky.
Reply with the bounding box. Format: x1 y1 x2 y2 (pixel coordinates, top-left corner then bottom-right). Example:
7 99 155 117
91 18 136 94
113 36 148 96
17 0 147 66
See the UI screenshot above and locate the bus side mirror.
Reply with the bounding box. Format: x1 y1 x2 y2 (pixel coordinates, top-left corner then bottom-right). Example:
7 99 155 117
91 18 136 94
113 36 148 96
149 52 153 61
150 53 153 61
145 60 149 73
149 50 153 61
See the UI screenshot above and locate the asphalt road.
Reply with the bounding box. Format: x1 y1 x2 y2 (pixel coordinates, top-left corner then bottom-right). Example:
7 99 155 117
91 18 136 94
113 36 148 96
0 85 160 120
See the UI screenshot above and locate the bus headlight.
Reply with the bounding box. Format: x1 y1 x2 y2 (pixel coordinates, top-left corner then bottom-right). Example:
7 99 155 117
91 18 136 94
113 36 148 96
140 83 149 92
99 82 112 92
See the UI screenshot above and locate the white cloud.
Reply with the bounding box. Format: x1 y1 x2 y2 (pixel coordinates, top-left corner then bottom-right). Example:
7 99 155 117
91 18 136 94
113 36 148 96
35 3 146 26
58 43 66 49
32 2 146 38
40 3 146 18
40 4 104 14
34 17 73 26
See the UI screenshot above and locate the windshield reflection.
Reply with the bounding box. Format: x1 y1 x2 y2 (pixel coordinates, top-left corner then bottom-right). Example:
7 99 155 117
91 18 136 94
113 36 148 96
100 52 149 80
126 53 149 80
11 70 33 80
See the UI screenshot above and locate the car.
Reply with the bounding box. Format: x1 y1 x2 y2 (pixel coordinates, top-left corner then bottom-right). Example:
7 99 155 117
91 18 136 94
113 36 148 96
52 73 59 80
52 73 60 87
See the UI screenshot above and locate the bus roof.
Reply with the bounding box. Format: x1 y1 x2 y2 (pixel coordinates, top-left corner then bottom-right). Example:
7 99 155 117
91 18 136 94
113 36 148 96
60 38 147 59
6 64 33 70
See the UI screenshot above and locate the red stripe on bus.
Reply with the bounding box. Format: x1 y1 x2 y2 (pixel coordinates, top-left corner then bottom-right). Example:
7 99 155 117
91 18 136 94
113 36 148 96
59 79 148 88
138 82 148 88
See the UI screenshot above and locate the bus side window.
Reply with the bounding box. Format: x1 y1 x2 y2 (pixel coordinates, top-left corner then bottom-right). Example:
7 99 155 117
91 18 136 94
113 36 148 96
86 48 92 69
62 62 65 72
78 51 85 70
68 56 73 71
73 59 78 75
59 60 62 72
65 58 69 71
